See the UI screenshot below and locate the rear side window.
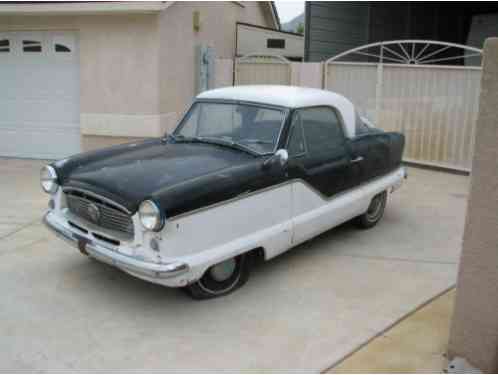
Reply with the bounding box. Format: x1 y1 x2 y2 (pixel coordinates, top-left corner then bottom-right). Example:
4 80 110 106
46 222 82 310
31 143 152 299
355 111 371 135
296 107 345 155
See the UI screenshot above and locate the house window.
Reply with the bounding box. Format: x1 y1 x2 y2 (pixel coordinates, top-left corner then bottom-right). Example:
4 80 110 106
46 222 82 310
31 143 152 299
0 39 9 52
267 38 285 49
55 43 71 53
23 40 42 52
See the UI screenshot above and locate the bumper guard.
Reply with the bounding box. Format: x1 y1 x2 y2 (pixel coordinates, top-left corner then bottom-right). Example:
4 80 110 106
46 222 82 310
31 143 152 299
43 211 189 279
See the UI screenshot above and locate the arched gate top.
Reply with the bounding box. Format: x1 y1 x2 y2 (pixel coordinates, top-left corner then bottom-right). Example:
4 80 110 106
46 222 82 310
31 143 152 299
237 53 291 64
326 40 483 65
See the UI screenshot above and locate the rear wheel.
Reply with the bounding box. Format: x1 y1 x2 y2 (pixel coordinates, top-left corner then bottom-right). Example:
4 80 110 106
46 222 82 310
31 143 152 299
354 191 387 229
185 254 251 300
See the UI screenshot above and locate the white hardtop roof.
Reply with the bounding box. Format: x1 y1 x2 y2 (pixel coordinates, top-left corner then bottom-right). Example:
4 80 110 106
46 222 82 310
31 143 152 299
197 85 357 138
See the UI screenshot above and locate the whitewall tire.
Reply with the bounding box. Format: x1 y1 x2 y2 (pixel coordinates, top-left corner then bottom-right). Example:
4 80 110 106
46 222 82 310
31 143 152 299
185 254 251 299
354 191 387 229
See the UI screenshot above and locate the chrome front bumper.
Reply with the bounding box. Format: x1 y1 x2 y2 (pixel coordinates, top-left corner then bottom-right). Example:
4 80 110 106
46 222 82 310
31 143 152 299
43 211 189 279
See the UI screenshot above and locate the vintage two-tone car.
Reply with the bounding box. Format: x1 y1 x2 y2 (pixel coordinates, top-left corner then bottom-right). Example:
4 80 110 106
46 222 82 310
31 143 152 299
42 86 406 299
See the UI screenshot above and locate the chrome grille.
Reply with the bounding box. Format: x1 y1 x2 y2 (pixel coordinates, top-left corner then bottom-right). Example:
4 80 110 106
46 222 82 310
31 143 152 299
65 191 134 237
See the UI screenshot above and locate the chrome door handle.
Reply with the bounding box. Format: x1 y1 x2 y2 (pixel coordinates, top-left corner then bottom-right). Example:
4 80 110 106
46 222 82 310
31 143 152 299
351 156 364 163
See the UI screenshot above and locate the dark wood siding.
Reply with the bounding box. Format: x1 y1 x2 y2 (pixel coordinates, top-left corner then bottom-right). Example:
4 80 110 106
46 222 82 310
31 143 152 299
305 2 369 61
305 2 498 62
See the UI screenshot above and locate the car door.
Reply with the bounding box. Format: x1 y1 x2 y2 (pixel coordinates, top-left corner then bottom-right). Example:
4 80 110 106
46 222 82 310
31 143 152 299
350 132 392 183
286 106 357 244
287 107 354 196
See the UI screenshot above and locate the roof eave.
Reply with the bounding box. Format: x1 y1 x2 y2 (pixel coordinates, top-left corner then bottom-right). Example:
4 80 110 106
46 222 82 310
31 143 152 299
268 1 281 30
0 1 173 16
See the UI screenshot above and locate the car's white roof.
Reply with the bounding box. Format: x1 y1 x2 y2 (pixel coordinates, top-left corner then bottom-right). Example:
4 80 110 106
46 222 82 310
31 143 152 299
196 85 357 138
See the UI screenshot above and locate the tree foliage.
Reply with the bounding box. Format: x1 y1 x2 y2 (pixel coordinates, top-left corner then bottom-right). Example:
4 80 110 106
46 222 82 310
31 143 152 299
296 23 304 35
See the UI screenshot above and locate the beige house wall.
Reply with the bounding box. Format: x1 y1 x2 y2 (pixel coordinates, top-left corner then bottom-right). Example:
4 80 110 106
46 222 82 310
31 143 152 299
447 38 498 373
0 2 274 150
158 2 273 133
0 14 161 144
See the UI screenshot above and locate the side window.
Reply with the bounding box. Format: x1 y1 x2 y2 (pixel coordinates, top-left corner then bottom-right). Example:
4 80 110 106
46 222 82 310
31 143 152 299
299 107 345 155
287 112 306 156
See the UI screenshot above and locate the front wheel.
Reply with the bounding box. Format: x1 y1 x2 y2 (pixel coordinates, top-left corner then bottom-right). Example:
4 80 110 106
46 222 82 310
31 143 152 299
354 191 387 229
184 254 251 300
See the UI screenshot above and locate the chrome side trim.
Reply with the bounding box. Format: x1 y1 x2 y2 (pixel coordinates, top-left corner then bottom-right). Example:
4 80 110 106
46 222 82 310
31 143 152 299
43 212 189 279
62 187 132 214
170 167 405 220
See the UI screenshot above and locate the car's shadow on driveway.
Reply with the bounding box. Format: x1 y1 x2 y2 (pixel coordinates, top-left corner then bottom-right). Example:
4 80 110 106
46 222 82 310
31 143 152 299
70 219 360 305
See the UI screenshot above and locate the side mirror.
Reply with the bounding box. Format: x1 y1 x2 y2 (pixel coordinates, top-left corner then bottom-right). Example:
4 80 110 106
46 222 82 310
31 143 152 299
262 149 289 171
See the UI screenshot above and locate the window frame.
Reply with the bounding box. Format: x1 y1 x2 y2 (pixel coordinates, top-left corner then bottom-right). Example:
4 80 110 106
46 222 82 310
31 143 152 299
285 111 308 158
285 105 348 158
172 99 290 156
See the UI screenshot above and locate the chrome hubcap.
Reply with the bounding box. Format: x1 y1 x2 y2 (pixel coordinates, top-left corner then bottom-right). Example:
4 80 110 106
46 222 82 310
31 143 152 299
209 258 237 282
367 195 383 221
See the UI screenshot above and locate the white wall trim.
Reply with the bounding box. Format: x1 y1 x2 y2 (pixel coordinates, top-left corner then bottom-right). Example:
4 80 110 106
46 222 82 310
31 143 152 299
81 113 178 138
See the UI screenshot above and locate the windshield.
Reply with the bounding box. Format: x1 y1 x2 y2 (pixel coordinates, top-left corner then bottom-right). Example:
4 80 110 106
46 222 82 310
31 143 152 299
174 102 287 154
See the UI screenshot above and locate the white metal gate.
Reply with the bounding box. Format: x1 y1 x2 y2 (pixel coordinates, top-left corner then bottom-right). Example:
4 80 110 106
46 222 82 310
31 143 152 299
235 53 291 86
325 40 483 172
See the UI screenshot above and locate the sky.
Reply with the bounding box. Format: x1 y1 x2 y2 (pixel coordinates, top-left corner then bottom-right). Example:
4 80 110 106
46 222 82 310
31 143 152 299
274 1 305 23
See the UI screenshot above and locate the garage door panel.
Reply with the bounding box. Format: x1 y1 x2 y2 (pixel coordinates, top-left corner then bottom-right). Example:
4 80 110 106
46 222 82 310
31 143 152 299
0 31 80 159
1 99 79 123
0 127 81 159
1 66 78 99
0 120 79 132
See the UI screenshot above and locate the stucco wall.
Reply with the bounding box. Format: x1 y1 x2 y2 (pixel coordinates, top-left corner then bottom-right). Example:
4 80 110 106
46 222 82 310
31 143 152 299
158 2 273 133
0 3 274 150
447 38 498 373
0 14 161 140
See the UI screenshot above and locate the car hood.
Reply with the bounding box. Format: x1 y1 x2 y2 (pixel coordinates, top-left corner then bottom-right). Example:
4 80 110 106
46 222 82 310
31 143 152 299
54 139 262 214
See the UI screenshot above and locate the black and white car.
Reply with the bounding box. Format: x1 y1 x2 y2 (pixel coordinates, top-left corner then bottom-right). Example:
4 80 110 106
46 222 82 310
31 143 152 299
43 86 406 299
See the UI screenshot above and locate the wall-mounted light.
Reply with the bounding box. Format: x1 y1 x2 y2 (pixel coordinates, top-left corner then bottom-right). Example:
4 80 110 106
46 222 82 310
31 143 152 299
193 11 200 32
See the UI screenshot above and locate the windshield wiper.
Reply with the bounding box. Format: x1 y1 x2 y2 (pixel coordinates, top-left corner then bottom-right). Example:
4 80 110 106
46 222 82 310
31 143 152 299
241 139 273 145
165 134 198 143
195 136 261 156
172 135 263 156
171 135 203 143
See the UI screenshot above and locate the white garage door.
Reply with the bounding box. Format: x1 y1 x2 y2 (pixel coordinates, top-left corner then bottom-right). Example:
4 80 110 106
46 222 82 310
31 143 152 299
0 31 80 159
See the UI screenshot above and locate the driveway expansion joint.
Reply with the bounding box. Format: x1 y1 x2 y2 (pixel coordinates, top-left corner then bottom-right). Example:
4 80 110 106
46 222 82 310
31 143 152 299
0 219 42 241
336 253 458 265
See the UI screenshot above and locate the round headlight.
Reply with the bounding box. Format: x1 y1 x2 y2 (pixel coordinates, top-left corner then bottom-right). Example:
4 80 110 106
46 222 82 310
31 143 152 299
139 200 164 231
40 165 58 194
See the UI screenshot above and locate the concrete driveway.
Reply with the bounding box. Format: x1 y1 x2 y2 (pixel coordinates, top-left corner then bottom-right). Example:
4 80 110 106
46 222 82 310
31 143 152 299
0 158 468 372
